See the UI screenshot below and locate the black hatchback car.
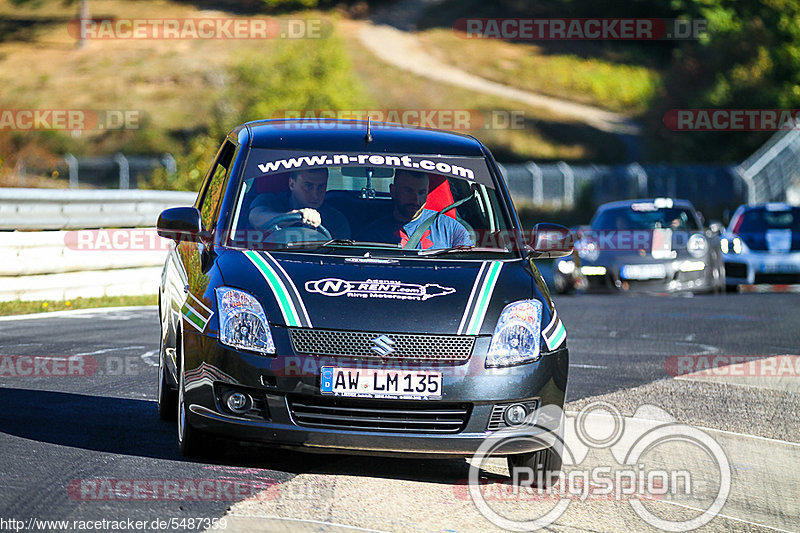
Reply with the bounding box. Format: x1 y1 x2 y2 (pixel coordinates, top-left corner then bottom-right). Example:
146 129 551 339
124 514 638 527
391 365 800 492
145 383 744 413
156 119 571 476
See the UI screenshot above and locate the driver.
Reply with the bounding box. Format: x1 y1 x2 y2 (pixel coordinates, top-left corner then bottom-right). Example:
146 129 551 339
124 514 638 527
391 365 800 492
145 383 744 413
248 168 350 239
356 170 473 249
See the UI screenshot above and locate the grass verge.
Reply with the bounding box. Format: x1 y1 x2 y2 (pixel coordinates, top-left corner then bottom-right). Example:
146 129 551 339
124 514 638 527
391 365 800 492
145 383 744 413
416 28 660 115
0 294 157 316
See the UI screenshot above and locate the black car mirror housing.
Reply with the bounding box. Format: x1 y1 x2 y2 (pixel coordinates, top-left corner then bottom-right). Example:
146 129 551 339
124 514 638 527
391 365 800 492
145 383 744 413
528 223 574 259
157 207 204 243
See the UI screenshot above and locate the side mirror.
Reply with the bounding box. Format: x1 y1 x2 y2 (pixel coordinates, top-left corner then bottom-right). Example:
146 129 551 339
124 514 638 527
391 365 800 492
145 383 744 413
157 207 203 242
708 221 724 236
529 223 574 258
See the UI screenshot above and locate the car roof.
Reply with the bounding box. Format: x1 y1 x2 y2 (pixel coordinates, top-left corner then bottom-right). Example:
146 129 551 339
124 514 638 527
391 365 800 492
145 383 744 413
596 198 696 211
739 202 797 211
236 119 487 156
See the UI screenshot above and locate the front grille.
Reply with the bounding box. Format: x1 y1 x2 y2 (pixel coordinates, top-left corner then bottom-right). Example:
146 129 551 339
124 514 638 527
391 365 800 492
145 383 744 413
288 328 475 361
725 262 747 278
288 395 471 433
754 273 800 284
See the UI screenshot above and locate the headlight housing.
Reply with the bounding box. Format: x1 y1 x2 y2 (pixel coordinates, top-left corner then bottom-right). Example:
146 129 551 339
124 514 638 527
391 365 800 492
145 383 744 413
215 287 275 355
577 239 600 262
687 233 708 258
486 300 542 368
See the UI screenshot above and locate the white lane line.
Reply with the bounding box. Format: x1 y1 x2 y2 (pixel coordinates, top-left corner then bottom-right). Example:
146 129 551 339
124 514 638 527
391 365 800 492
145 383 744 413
0 306 156 322
569 364 608 369
140 349 159 367
74 348 120 356
638 496 797 533
225 514 390 533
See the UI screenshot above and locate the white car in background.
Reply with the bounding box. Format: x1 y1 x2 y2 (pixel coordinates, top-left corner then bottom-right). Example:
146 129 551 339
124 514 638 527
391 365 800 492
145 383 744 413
722 203 800 288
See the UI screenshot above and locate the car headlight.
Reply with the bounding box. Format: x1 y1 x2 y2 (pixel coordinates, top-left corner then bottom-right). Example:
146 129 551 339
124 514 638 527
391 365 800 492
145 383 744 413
732 237 743 254
720 238 729 254
215 287 275 355
486 300 542 368
687 233 708 258
577 240 600 262
557 260 575 275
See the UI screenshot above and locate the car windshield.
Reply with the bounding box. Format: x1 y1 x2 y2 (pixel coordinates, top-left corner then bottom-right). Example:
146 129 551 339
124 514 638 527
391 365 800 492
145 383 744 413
226 149 515 256
592 205 701 231
735 206 800 232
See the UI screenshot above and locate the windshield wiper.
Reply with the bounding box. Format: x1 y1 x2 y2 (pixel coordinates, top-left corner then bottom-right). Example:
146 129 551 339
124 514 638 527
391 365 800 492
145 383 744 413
283 239 400 251
417 246 510 256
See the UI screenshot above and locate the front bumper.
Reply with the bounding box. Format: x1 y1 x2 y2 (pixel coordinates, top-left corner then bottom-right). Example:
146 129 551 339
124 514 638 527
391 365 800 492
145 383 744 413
181 331 568 456
724 251 800 285
561 258 714 293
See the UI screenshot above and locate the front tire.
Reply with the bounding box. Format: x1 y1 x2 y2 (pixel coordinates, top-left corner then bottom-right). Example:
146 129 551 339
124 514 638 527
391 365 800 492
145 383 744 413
507 444 563 488
507 421 564 487
177 369 209 458
157 338 177 421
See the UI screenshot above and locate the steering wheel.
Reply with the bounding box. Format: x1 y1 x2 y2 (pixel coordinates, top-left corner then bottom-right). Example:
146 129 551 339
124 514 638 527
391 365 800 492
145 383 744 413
261 211 332 241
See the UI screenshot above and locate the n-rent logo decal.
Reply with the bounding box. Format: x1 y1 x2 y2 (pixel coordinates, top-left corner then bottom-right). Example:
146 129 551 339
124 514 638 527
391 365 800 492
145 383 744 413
305 278 456 301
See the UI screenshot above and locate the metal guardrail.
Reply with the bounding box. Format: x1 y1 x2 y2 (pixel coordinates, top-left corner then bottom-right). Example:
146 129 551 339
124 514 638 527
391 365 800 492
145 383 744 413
499 162 746 218
738 129 800 204
0 188 196 230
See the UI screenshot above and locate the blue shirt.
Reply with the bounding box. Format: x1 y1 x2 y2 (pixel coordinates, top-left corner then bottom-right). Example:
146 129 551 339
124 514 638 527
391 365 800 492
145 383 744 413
357 209 473 249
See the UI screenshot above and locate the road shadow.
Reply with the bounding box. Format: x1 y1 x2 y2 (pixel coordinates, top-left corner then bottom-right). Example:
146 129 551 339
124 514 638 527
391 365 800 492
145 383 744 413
0 387 503 485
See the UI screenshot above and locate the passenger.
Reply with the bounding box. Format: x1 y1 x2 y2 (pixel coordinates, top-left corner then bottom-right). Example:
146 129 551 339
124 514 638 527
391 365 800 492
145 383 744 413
248 168 350 239
357 170 472 249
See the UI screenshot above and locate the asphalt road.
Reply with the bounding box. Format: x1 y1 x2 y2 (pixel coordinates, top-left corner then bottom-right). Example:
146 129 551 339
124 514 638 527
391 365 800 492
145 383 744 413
0 295 797 532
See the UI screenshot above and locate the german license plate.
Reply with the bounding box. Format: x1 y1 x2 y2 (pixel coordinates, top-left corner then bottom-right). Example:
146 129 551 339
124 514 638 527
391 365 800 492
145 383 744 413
320 367 442 399
621 264 667 280
762 263 800 273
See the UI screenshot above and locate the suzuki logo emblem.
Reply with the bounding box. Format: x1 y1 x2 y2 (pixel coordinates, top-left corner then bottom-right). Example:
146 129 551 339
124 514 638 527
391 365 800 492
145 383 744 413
371 334 396 356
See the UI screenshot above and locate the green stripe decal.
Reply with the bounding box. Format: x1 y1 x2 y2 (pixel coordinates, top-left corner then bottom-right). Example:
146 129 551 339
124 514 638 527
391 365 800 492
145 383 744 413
245 251 302 327
548 322 566 349
466 261 503 335
181 303 207 331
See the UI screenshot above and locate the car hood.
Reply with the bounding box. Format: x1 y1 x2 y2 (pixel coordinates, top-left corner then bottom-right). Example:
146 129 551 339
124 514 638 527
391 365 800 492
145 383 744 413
216 249 544 335
735 231 800 253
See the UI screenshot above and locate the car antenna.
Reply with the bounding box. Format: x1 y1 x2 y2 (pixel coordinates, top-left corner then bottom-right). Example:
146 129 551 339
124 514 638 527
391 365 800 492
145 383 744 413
365 117 373 144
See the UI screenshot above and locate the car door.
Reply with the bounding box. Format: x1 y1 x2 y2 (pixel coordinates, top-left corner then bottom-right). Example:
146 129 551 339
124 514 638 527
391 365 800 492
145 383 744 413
163 140 236 370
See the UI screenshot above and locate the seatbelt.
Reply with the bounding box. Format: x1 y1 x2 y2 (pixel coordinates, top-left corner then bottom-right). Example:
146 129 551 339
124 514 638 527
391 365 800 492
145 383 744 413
403 194 475 249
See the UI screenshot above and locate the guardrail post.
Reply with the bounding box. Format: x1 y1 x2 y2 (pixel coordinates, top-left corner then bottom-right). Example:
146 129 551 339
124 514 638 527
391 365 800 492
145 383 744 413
115 152 130 189
557 161 574 208
628 162 648 197
525 162 544 205
161 153 177 175
64 154 78 189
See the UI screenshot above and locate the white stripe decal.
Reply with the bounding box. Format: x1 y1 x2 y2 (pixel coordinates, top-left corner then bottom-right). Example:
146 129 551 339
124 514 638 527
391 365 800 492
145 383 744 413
186 292 213 315
457 262 489 335
263 252 313 327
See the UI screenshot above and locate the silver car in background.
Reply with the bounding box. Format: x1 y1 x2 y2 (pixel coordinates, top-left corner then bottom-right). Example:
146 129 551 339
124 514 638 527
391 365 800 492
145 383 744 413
722 203 800 288
555 198 725 294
